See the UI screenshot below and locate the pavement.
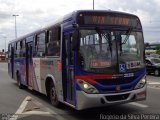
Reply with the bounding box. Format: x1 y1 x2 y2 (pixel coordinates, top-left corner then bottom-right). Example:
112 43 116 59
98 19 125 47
7 96 66 120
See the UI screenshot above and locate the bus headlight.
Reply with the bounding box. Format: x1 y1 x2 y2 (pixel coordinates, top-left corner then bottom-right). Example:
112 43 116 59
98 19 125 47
77 79 99 94
134 76 146 89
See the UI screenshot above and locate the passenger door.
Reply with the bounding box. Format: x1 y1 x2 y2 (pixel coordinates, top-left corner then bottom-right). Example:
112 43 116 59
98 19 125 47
62 31 76 106
11 47 14 78
26 42 33 88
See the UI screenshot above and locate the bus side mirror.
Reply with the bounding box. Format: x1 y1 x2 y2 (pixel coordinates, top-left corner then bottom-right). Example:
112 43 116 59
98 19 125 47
72 30 79 51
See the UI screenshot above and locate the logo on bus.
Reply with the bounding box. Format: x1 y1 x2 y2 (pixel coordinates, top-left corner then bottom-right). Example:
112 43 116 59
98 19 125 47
119 64 126 73
116 86 121 91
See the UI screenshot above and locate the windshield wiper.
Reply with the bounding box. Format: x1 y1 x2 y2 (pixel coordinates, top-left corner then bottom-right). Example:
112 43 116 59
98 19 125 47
122 27 132 44
122 21 139 44
95 27 112 56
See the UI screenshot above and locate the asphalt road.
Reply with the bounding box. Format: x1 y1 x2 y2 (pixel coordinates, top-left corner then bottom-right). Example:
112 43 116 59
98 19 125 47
0 62 160 120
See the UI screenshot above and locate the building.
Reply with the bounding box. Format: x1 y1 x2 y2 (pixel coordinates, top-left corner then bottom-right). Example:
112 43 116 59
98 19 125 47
0 52 6 61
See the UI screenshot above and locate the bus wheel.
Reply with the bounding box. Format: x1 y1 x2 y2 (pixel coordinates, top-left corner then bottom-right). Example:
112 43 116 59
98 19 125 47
50 83 60 107
16 72 24 89
154 69 160 76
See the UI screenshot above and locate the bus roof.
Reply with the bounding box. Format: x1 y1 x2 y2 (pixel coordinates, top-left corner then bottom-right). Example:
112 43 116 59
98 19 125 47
9 10 140 44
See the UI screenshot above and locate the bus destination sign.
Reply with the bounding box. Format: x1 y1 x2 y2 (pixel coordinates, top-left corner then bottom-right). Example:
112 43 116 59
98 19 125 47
83 15 138 27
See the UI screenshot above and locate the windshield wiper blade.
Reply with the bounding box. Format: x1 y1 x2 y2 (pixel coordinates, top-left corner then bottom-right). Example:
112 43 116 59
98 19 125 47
95 27 112 55
122 27 132 44
122 21 139 45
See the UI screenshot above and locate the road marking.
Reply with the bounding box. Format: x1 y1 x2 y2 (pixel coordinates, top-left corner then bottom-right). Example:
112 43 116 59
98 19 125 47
148 82 160 85
9 96 31 120
23 111 51 115
129 102 149 108
32 99 66 120
9 96 66 120
148 86 160 90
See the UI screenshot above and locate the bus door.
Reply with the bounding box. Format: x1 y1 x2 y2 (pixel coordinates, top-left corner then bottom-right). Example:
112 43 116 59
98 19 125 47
63 32 76 106
26 42 33 88
11 47 14 78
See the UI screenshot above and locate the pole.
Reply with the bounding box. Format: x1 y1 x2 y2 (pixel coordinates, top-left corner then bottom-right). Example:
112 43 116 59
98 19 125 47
93 0 94 10
3 36 7 60
12 14 19 39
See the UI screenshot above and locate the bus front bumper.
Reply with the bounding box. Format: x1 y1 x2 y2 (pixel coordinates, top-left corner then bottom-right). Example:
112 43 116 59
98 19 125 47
76 84 146 110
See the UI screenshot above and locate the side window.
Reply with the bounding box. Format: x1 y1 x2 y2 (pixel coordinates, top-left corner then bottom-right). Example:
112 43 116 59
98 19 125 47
22 40 26 57
14 43 17 58
70 33 74 64
19 41 23 57
46 26 60 56
16 41 20 58
35 32 46 57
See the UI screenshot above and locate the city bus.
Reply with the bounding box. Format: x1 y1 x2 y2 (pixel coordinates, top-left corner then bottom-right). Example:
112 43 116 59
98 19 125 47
8 10 146 110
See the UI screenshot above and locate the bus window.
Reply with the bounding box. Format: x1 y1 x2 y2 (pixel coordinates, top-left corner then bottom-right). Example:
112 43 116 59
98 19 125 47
121 34 139 56
36 33 46 57
19 41 23 57
16 41 20 58
22 40 26 57
46 27 60 56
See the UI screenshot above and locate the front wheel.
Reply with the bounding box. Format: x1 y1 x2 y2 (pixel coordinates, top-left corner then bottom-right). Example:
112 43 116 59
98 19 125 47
17 73 25 89
154 69 160 76
50 83 60 107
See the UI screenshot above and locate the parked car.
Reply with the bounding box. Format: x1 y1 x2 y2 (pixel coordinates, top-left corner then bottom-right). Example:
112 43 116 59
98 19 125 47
145 54 160 58
145 57 160 76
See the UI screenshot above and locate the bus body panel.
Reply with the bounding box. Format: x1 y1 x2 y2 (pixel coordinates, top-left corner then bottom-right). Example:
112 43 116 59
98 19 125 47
14 58 27 85
35 58 63 99
76 84 146 110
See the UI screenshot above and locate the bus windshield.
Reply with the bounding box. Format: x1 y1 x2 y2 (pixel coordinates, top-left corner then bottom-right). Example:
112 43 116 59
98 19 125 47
79 29 145 73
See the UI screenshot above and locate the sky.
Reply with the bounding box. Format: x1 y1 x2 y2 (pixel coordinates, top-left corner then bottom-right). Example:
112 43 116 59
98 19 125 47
0 0 160 50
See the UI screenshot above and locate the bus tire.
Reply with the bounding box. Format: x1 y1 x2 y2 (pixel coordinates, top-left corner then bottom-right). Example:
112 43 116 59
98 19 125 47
49 82 60 107
16 72 24 89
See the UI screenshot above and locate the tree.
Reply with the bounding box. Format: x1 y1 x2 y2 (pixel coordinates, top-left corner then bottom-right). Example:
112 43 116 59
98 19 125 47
156 45 160 55
144 42 150 48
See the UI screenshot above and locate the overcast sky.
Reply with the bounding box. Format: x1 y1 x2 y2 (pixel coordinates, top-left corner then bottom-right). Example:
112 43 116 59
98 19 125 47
0 0 160 50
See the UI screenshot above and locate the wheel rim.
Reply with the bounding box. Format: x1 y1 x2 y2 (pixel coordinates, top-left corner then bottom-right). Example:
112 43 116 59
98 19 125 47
50 87 58 105
155 70 159 76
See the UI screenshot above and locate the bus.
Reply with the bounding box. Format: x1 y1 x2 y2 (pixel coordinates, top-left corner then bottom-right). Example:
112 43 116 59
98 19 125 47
8 10 146 110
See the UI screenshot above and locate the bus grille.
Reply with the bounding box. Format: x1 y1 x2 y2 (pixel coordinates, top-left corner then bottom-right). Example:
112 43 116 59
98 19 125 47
95 77 136 86
105 93 129 102
95 77 137 93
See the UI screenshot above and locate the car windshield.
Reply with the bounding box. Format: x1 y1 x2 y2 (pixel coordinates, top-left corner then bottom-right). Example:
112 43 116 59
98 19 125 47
78 29 145 73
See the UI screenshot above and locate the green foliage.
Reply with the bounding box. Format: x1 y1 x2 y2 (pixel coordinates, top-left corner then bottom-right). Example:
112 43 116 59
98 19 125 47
144 42 150 48
156 45 160 55
156 50 160 55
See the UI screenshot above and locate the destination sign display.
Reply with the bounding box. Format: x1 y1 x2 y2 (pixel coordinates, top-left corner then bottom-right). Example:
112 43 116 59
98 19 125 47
78 13 141 28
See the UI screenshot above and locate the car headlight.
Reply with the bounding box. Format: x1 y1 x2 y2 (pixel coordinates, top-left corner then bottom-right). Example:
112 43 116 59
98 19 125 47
77 79 99 94
134 76 146 89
